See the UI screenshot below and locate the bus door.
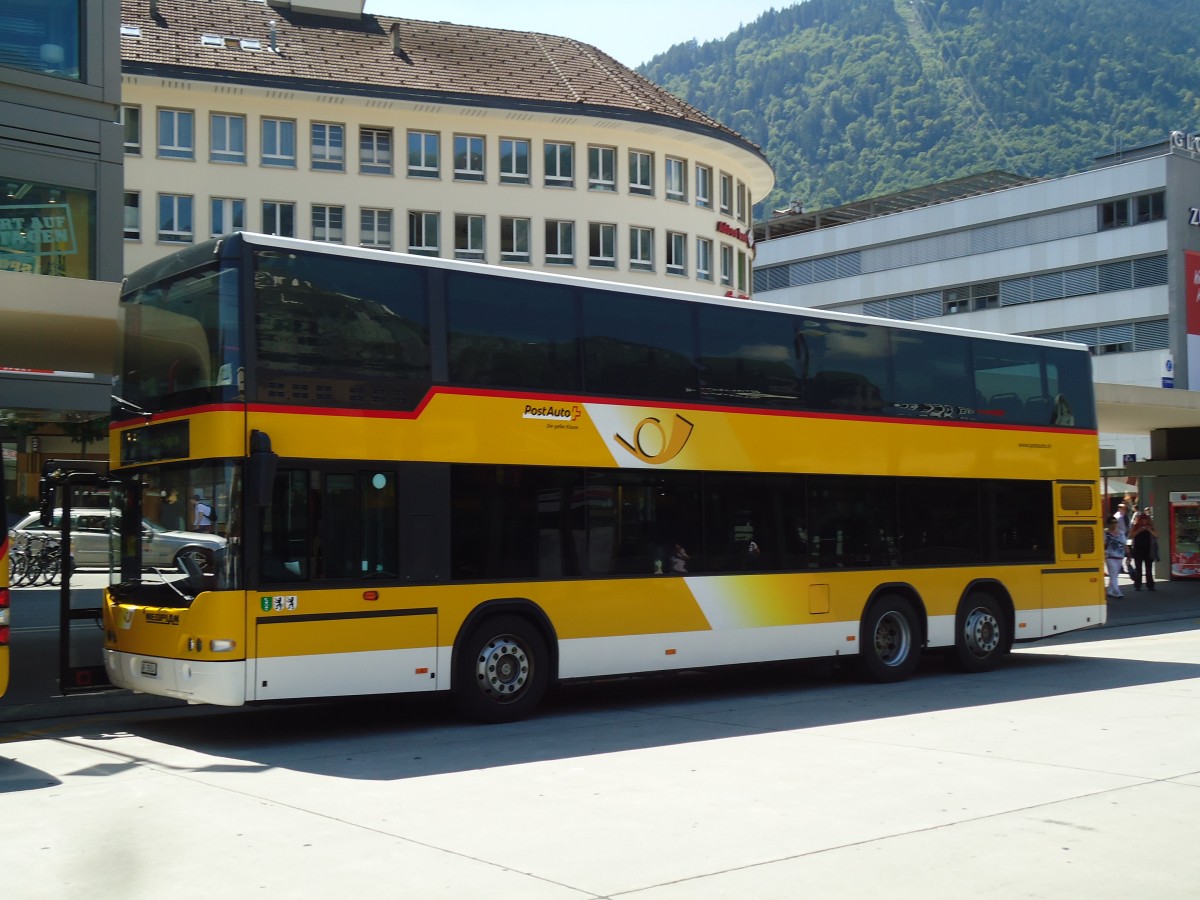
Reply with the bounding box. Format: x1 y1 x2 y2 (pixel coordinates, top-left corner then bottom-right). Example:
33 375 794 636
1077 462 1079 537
41 459 119 695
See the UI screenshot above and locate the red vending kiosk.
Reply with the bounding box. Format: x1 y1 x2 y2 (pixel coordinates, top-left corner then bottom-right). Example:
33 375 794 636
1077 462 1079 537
1168 492 1200 579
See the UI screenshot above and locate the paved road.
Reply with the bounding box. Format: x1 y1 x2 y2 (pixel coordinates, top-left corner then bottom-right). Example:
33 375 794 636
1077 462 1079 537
2 604 1199 897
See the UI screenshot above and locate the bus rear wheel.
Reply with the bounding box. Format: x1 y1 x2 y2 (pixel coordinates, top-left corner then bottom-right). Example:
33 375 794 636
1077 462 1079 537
949 593 1008 673
860 594 920 683
454 614 549 724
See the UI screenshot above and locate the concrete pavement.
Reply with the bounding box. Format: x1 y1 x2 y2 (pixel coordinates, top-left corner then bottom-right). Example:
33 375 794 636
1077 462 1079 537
1 608 1199 898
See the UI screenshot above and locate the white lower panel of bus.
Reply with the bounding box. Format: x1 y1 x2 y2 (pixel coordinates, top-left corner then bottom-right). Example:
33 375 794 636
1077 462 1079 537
1021 603 1107 641
253 647 441 701
104 649 246 706
558 620 861 680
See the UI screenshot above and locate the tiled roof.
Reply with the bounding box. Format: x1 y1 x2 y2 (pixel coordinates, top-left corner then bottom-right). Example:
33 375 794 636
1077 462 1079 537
120 0 764 159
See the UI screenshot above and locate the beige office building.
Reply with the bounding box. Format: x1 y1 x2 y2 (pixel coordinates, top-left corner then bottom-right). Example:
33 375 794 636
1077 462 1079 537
119 0 772 295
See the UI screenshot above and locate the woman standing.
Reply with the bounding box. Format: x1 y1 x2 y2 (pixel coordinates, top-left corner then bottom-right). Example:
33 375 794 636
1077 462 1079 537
1129 512 1158 592
1104 519 1126 599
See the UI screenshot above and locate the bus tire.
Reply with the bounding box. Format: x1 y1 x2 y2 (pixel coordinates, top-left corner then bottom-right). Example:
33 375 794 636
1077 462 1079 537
949 592 1008 673
453 614 549 724
860 594 920 683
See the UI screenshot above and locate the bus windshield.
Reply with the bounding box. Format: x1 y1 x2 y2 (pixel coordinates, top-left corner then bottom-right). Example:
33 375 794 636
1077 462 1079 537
110 460 243 598
117 261 244 415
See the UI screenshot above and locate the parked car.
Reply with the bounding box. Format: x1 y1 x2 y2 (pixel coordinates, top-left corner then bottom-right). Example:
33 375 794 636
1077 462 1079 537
11 508 225 572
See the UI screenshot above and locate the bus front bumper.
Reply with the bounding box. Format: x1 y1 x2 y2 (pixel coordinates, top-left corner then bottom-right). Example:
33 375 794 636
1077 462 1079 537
103 649 246 706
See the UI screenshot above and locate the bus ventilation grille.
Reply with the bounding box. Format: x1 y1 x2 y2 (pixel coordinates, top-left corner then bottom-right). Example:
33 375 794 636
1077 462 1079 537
1059 485 1095 512
1061 525 1096 556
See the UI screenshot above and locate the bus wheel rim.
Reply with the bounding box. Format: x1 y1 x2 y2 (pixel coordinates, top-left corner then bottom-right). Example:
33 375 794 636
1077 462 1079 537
875 611 912 666
476 635 529 699
964 607 1000 657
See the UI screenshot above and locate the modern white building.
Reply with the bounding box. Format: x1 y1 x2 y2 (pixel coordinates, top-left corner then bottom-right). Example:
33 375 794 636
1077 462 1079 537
753 137 1200 469
119 0 772 296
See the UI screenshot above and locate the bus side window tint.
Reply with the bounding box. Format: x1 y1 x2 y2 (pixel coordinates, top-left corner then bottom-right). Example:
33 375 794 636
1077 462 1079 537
361 471 398 577
795 319 891 415
697 306 802 408
988 479 1054 563
807 475 898 569
261 469 310 582
582 291 697 401
447 273 579 392
890 331 974 421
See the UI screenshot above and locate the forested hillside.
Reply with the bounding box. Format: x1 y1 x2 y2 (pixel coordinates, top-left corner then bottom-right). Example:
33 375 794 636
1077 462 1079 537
639 0 1200 214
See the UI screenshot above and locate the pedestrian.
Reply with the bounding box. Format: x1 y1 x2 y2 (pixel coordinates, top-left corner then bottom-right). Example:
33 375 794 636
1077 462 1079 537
1104 519 1125 599
1113 501 1131 574
191 494 213 533
1128 512 1158 592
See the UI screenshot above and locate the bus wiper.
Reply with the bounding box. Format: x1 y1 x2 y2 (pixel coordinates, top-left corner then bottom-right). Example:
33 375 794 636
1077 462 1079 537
112 394 153 418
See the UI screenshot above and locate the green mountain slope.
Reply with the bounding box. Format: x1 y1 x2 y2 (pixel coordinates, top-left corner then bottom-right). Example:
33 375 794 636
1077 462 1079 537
639 0 1200 214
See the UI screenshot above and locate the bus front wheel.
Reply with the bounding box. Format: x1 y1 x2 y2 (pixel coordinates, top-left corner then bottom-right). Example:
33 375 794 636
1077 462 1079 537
454 614 549 724
949 593 1008 673
860 594 921 683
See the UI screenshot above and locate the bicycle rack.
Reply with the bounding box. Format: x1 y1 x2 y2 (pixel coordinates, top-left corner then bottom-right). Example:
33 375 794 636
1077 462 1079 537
41 459 118 695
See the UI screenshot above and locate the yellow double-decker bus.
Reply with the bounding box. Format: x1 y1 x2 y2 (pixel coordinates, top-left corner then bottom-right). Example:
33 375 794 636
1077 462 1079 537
102 233 1104 721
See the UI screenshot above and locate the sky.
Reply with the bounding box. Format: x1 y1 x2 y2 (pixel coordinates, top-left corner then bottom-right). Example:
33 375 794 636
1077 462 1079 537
362 1 789 69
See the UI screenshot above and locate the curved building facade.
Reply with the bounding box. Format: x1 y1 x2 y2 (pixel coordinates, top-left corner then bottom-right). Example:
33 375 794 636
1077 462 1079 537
119 0 773 295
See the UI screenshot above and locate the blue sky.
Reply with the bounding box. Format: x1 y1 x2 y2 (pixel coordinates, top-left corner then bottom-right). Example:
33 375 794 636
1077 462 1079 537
362 1 788 68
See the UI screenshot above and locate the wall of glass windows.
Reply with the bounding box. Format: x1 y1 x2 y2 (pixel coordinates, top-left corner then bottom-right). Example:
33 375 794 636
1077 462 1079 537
0 0 81 80
0 178 95 277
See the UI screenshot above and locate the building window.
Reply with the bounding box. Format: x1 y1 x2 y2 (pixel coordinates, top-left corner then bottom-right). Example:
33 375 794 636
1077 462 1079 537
696 164 712 209
0 0 81 79
311 123 345 172
545 220 574 265
943 282 1000 314
696 237 713 281
453 134 485 182
719 243 733 286
124 192 140 240
157 109 194 160
588 145 616 192
408 131 439 178
1136 192 1165 223
665 157 687 202
736 181 748 223
262 200 295 237
312 205 344 242
589 222 616 268
1100 191 1166 229
262 118 296 168
500 138 530 185
666 231 687 276
737 250 748 293
719 172 733 215
629 150 653 196
500 216 530 263
210 197 245 236
455 213 485 261
157 193 193 242
630 226 654 271
121 106 141 155
209 113 246 165
409 210 439 256
359 128 392 175
544 141 574 188
360 208 392 249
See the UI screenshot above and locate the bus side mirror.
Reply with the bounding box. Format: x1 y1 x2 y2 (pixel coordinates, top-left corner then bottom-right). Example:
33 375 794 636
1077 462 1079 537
248 429 278 508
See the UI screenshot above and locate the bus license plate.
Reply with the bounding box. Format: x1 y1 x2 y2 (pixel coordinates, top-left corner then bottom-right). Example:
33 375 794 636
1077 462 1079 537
140 661 158 677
